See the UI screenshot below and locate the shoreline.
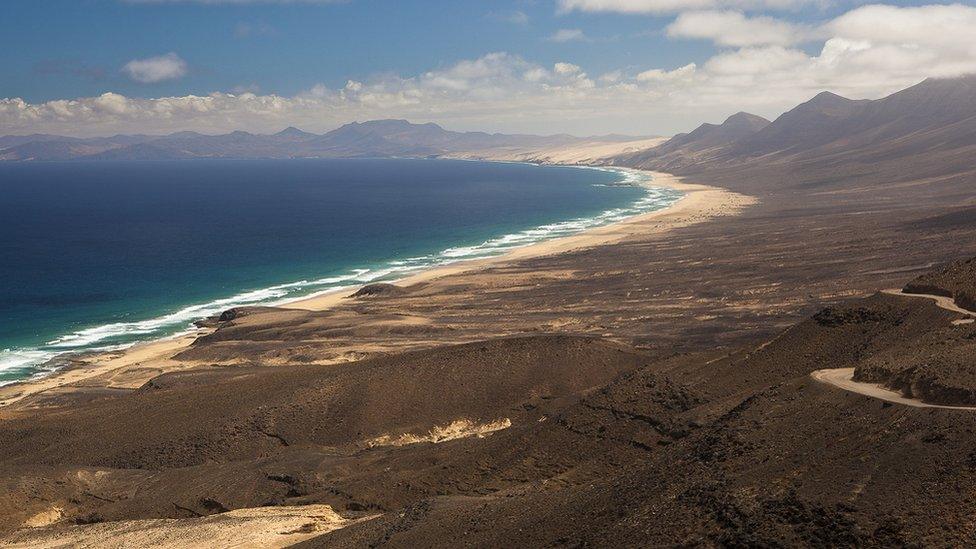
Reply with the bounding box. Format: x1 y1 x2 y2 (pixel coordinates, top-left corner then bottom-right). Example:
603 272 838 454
0 162 650 386
283 171 739 310
0 170 753 410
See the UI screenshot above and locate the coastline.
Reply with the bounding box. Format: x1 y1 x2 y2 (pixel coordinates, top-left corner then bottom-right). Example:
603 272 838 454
0 170 753 410
283 171 747 309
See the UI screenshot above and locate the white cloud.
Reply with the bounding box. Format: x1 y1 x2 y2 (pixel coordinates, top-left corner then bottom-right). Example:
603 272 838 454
122 53 188 83
667 10 807 46
557 0 812 14
549 29 588 42
7 4 976 137
822 3 976 80
636 63 697 81
826 3 976 46
554 62 582 75
92 92 133 115
704 46 807 75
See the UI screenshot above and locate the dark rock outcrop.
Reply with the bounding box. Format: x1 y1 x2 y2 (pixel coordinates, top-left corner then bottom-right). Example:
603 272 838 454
350 283 407 299
904 255 976 312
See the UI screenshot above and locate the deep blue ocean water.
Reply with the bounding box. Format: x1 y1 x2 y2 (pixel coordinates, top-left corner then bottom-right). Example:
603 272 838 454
0 158 680 384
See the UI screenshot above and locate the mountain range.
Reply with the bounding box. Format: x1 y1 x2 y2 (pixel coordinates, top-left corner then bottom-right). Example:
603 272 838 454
0 119 636 162
8 76 974 179
611 76 976 185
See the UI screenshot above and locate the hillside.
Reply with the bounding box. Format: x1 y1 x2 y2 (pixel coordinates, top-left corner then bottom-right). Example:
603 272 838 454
613 75 976 188
616 111 770 171
4 261 976 546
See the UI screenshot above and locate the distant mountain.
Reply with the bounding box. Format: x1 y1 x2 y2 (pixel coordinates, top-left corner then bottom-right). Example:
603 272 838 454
613 75 976 181
304 119 585 157
300 120 446 158
663 112 770 153
0 134 77 149
727 92 871 156
0 140 133 162
274 126 317 141
84 142 206 161
616 111 770 171
0 120 613 162
0 140 81 161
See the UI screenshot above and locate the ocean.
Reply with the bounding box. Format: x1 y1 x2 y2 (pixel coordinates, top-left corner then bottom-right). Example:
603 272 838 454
0 158 681 385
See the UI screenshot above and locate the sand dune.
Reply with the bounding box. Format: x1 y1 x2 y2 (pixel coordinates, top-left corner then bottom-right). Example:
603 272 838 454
448 137 668 165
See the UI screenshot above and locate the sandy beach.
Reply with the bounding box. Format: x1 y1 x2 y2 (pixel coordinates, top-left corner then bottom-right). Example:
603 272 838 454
0 170 749 411
6 56 976 546
285 171 749 309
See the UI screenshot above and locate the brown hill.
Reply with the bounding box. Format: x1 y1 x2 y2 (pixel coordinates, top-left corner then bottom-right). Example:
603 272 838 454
656 112 770 154
3 264 976 546
614 75 976 187
616 111 769 171
904 256 976 311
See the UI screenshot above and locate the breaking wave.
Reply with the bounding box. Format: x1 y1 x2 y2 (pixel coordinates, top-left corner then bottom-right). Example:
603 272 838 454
0 167 680 386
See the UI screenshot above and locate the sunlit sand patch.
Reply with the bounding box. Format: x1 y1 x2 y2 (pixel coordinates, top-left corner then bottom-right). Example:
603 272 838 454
22 507 64 529
3 504 369 549
365 418 512 448
545 318 583 329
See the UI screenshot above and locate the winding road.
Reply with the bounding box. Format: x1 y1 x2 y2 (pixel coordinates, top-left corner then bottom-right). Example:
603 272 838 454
881 289 976 325
811 289 976 409
810 368 976 410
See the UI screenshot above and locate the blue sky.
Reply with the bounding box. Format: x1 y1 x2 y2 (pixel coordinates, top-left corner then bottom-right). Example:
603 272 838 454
7 0 717 101
3 0 975 136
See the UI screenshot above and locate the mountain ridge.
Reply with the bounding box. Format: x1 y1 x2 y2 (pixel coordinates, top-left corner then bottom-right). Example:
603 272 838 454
611 74 976 183
0 120 636 162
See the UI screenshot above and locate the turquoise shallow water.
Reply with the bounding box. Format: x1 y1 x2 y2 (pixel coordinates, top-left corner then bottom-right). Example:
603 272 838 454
0 158 681 385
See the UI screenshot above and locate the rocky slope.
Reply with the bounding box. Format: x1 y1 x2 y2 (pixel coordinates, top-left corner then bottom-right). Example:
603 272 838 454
612 75 976 188
3 262 976 546
904 256 976 311
614 111 769 171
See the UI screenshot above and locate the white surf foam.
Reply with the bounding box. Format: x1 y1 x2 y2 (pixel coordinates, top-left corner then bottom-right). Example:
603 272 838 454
0 168 680 386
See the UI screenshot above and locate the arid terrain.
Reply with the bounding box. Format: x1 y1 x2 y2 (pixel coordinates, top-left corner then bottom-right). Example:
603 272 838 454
2 76 976 547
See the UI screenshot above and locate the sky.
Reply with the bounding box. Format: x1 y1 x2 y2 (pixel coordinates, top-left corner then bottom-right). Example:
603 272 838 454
2 0 976 137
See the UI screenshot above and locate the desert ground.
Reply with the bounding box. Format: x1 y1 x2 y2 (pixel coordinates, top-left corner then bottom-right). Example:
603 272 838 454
3 79 976 546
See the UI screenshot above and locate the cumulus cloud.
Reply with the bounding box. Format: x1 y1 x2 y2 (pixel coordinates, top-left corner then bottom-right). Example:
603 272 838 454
822 3 976 80
666 10 807 46
557 0 812 14
636 63 697 82
548 29 588 42
827 3 976 44
122 53 188 83
6 4 976 137
0 53 602 136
